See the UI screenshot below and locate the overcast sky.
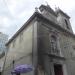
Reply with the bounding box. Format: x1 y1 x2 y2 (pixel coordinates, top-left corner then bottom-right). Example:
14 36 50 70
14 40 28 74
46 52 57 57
0 0 75 38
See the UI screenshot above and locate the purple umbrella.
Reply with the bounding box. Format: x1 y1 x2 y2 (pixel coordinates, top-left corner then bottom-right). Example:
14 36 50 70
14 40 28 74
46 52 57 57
11 64 33 74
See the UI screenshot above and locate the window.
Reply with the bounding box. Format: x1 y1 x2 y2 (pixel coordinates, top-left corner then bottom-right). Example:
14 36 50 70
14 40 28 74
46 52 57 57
65 19 69 29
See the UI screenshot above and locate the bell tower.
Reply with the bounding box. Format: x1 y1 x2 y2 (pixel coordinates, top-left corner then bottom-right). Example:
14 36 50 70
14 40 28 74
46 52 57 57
55 8 73 33
39 5 57 24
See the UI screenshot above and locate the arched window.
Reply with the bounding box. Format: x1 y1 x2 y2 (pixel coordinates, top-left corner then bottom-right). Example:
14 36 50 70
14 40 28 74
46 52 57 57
50 35 57 54
65 19 69 29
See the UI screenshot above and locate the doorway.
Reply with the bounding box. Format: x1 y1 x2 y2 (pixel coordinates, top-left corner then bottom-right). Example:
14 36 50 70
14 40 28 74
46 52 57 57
54 64 63 75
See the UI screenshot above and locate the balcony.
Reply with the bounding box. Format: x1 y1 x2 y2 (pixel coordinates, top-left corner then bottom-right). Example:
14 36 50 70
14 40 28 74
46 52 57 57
47 48 65 60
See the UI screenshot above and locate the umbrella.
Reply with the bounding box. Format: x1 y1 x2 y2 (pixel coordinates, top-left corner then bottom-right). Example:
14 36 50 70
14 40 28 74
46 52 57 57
11 64 33 74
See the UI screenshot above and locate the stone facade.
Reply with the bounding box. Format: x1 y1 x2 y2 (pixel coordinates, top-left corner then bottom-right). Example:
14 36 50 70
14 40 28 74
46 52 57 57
2 4 75 75
2 21 34 75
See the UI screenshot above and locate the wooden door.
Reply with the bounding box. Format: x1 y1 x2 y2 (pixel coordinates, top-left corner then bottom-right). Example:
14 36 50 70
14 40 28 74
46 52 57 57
54 64 63 75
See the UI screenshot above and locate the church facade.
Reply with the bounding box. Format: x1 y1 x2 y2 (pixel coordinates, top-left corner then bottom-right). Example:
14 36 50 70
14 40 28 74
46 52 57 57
2 4 75 75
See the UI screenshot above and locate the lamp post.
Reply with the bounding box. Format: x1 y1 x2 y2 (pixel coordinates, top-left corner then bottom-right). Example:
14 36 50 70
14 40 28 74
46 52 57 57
12 60 15 75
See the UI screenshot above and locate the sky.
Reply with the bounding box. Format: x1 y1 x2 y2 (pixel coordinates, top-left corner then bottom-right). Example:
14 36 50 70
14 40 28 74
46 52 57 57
0 0 75 38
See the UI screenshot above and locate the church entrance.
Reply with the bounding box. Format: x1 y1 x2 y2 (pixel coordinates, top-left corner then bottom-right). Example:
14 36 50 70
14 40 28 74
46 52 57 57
54 64 63 75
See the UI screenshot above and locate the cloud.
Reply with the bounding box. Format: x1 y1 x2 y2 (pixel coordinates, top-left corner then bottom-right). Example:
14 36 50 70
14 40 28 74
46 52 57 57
5 0 43 18
0 0 75 38
44 0 75 33
0 0 43 37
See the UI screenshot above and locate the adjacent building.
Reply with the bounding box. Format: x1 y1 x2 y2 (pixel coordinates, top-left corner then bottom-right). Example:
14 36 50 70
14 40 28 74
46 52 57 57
2 4 75 75
0 32 8 52
0 32 8 74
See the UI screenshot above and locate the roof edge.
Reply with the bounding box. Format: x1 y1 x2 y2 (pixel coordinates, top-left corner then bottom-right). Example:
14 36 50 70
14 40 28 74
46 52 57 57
6 12 38 46
6 11 75 46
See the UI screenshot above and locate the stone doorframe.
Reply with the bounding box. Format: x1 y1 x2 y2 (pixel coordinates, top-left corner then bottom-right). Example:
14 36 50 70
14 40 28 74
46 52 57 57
49 59 68 75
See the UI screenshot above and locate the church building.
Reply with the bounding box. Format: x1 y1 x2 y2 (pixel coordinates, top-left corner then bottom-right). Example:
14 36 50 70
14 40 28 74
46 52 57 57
2 4 75 75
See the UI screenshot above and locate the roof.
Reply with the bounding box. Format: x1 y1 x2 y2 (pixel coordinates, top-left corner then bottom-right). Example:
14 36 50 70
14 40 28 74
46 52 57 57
6 12 38 46
6 11 75 46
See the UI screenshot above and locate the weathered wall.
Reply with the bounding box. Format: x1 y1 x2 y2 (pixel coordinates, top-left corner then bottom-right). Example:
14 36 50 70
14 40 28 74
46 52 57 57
38 21 75 75
3 21 34 75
